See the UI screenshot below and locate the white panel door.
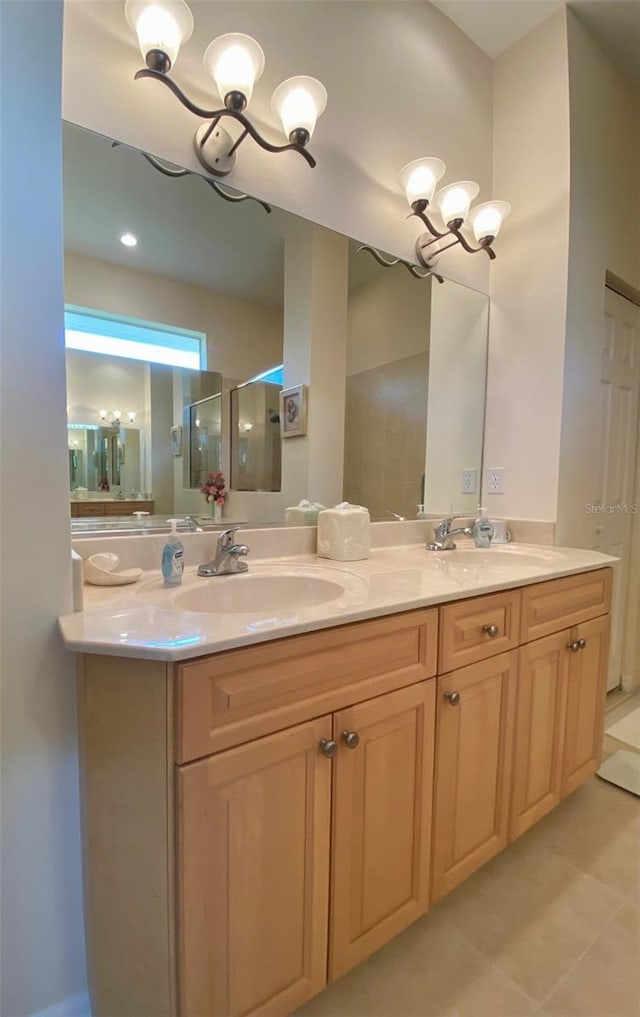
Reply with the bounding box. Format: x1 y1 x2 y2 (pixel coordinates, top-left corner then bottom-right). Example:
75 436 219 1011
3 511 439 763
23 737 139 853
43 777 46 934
593 288 640 690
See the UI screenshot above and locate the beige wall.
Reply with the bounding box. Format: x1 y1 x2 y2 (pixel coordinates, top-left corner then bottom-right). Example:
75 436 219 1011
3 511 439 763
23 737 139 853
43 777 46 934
347 268 431 376
556 10 640 548
344 353 428 520
66 348 149 426
425 281 489 516
483 11 571 522
0 3 88 1015
64 251 283 383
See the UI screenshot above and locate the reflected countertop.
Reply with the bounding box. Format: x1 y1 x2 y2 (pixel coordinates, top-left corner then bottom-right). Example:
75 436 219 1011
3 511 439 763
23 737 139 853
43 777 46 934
58 542 617 662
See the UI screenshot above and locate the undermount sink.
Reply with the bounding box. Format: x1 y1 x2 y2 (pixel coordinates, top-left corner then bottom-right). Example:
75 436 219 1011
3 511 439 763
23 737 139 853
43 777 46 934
134 565 358 616
431 548 557 568
173 574 346 614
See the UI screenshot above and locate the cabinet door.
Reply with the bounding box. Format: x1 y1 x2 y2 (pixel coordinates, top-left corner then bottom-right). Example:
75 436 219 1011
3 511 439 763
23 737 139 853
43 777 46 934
562 615 610 795
177 716 332 1017
329 681 435 980
510 633 569 840
432 652 516 901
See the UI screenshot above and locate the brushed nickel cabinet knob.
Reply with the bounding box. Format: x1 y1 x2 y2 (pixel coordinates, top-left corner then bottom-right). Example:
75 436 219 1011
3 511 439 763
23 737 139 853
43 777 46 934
341 730 360 749
567 639 581 653
444 691 461 706
483 623 499 638
319 738 338 758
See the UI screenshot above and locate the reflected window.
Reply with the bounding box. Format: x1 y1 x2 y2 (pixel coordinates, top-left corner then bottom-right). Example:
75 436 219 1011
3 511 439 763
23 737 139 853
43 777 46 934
65 305 205 370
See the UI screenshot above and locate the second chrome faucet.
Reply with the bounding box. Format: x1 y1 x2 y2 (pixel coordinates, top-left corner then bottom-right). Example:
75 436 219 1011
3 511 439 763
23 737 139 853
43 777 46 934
197 526 250 577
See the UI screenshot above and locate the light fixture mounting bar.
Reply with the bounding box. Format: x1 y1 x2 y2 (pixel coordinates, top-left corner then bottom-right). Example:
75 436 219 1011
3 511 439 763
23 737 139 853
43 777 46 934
111 142 272 212
358 246 444 284
133 68 317 176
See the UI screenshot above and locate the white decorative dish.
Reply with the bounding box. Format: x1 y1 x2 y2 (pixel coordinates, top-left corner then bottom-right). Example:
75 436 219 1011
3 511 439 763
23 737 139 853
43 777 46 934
84 552 143 587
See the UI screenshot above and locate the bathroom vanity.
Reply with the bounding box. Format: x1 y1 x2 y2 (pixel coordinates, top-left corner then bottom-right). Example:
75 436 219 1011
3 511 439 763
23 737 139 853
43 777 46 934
65 550 613 1017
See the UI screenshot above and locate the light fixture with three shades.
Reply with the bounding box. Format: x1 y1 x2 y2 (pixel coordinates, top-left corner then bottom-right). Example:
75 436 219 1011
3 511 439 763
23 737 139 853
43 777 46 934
398 157 511 271
124 0 328 177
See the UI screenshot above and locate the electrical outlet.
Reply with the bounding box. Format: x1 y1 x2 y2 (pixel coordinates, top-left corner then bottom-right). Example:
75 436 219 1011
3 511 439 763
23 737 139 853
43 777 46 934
487 467 505 494
462 468 477 495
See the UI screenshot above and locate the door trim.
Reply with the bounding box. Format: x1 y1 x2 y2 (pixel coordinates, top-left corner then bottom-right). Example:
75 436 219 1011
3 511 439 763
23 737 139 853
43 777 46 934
606 271 640 309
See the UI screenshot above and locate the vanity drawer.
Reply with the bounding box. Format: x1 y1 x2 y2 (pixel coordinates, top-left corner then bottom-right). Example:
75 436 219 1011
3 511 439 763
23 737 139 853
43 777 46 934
520 569 612 643
175 608 438 761
439 590 521 673
105 500 155 516
76 502 105 517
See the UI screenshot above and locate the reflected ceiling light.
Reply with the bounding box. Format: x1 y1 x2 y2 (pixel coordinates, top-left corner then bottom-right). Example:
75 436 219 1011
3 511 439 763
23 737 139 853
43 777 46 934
124 0 328 178
396 155 511 273
120 231 139 247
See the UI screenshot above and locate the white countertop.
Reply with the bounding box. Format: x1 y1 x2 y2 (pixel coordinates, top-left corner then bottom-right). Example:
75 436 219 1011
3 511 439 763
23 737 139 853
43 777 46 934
58 542 617 662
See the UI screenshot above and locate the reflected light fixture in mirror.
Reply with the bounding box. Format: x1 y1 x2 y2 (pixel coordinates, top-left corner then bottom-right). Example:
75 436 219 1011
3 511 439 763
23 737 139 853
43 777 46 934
100 409 137 426
397 156 511 270
124 0 328 177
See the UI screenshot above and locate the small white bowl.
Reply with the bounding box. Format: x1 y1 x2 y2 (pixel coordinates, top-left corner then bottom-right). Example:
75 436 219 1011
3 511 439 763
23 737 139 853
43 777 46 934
84 552 143 587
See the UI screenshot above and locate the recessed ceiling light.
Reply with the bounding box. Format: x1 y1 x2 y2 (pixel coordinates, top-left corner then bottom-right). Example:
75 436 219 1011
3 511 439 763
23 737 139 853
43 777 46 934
120 232 138 247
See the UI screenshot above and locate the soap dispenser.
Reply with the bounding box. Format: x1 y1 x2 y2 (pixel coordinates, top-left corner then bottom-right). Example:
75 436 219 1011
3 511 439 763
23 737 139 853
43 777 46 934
472 507 493 548
162 518 184 587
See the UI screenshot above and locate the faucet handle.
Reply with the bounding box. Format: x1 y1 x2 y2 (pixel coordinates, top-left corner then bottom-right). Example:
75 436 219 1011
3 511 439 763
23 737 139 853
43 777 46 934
217 525 241 548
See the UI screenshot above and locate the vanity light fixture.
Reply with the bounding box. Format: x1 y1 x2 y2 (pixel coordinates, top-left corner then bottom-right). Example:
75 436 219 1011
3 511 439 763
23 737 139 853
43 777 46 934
120 231 139 247
124 0 328 178
398 157 511 271
100 409 137 426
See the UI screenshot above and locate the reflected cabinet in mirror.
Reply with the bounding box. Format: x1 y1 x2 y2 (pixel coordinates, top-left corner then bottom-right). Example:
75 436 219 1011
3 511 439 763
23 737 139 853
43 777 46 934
63 121 488 528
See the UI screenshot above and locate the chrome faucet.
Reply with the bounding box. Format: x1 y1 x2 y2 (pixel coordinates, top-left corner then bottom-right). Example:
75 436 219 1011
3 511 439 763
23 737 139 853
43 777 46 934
197 526 249 577
183 515 203 532
426 515 473 551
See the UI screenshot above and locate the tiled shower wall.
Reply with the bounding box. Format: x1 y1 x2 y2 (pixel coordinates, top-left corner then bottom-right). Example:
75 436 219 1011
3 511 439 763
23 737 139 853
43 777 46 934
343 352 428 521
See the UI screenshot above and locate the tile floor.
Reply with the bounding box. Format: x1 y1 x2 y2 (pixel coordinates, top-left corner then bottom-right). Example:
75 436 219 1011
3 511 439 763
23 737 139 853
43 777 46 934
297 692 640 1017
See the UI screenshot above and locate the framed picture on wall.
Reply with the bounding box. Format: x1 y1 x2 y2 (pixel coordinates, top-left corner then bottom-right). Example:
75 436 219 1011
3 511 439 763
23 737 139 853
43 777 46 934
170 424 183 456
279 384 308 438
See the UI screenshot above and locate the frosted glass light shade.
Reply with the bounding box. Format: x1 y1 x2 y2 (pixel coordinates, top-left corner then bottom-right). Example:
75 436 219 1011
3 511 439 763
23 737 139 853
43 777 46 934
468 200 512 242
125 0 193 69
203 34 265 105
272 77 328 140
434 181 480 225
397 158 446 206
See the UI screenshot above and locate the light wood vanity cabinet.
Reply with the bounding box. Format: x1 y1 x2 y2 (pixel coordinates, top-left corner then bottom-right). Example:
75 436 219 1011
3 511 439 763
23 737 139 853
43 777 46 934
71 499 155 517
79 567 612 1017
329 682 435 980
178 716 332 1017
431 651 517 901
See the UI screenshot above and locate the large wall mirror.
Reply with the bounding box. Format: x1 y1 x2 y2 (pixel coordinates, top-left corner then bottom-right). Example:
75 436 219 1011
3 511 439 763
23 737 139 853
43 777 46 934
63 122 488 527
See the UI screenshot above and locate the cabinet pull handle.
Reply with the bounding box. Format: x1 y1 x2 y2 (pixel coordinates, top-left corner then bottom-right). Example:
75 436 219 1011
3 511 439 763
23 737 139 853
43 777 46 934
341 730 360 749
567 639 581 653
482 623 499 637
319 738 338 758
444 691 461 706
578 638 587 650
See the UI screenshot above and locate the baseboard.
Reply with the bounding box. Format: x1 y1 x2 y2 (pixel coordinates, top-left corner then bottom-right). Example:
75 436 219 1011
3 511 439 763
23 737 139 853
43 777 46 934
31 992 91 1017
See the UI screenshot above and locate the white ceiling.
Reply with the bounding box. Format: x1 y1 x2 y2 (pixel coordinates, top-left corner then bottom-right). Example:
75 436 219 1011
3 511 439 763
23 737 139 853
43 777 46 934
63 123 379 307
433 1 640 86
432 1 563 58
63 122 290 306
